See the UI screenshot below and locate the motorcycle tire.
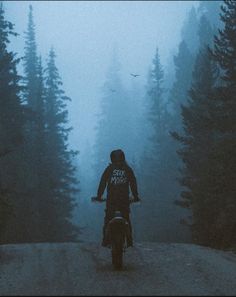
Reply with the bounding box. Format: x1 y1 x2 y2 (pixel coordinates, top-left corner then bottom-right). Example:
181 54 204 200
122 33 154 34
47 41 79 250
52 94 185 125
112 239 123 270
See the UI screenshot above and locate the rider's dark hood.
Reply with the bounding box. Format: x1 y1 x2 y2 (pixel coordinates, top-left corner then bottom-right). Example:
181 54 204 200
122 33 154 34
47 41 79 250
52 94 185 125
110 149 125 164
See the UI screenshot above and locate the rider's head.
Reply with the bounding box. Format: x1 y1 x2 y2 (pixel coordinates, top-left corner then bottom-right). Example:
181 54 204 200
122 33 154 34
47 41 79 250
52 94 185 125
110 149 125 164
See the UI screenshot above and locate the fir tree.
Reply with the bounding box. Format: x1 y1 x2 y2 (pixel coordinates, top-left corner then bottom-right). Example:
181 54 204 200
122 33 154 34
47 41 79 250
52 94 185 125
174 0 236 248
139 48 190 242
170 41 194 123
32 56 48 241
0 3 25 242
24 5 37 109
198 0 222 29
173 47 219 244
146 48 166 181
21 5 44 241
164 40 195 243
181 7 199 54
44 48 78 241
198 15 215 48
140 48 167 240
168 40 194 185
209 0 236 247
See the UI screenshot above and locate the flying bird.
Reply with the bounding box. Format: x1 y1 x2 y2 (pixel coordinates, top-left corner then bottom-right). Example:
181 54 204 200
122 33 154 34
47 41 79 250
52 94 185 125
130 73 140 78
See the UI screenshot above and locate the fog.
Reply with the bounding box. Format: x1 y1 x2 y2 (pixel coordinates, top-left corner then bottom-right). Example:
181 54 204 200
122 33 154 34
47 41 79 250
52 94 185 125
6 1 198 153
5 0 204 243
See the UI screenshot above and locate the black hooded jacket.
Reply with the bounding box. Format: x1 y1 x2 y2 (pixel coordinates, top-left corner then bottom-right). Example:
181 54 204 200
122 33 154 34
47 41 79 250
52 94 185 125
97 161 139 212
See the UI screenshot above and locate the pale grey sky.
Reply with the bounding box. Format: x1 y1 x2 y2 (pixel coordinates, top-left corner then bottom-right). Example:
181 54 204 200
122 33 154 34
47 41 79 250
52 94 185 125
5 1 199 154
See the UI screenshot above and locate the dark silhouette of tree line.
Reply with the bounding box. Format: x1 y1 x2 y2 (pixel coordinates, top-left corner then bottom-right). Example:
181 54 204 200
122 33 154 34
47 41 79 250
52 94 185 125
134 1 222 243
139 0 235 249
174 0 236 249
0 4 79 244
93 0 236 250
1 0 234 250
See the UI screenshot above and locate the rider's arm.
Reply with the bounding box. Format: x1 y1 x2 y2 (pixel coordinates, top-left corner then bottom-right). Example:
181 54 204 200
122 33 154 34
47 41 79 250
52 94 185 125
128 168 139 201
97 167 110 200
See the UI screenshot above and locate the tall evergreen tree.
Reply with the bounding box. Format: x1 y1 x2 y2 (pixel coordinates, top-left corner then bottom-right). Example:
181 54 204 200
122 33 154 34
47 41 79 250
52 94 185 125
164 40 195 243
21 6 78 242
21 5 44 241
44 48 78 241
174 0 236 248
138 48 190 242
140 48 168 240
0 3 26 242
168 40 194 182
173 47 219 245
198 15 215 48
181 7 199 55
24 5 37 109
209 0 236 247
32 56 48 241
172 11 215 241
198 0 222 29
170 41 194 124
0 4 79 243
145 48 166 185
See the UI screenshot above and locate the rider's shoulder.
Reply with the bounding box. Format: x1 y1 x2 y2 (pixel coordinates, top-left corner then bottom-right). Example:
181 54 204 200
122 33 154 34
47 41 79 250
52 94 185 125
106 163 114 171
123 163 134 173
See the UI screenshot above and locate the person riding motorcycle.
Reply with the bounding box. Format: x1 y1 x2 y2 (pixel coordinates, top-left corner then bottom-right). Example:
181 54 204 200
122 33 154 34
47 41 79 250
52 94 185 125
97 149 140 247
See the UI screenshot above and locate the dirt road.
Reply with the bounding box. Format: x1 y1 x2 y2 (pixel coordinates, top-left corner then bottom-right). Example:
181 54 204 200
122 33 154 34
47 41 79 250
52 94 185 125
0 242 236 296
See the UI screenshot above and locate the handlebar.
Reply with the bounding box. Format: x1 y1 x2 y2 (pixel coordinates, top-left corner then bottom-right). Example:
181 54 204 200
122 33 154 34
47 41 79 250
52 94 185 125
91 196 141 204
91 197 106 203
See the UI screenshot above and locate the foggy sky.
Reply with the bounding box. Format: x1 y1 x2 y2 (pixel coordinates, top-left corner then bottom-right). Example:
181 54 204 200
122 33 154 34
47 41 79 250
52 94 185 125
5 1 199 155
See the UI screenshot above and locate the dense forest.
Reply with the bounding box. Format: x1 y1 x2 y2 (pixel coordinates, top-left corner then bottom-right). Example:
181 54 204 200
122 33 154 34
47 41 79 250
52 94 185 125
0 4 79 243
0 1 235 250
91 0 235 249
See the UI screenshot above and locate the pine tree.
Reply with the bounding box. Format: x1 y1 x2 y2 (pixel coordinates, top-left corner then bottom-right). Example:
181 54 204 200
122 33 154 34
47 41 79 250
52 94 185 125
170 41 194 124
181 7 199 55
168 41 194 187
209 0 236 247
139 48 190 242
21 5 45 241
164 40 196 243
171 8 215 244
173 47 219 245
198 0 222 29
140 48 167 240
174 0 236 248
24 5 37 110
198 15 215 48
146 48 166 182
171 2 217 247
32 56 48 241
44 48 78 241
0 3 25 242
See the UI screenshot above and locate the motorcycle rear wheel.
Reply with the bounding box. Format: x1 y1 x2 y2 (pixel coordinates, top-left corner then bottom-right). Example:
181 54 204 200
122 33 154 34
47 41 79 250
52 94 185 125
112 240 123 270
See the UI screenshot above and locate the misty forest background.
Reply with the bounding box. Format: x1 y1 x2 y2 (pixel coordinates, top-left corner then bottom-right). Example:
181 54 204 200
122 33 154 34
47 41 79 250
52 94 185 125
0 1 235 250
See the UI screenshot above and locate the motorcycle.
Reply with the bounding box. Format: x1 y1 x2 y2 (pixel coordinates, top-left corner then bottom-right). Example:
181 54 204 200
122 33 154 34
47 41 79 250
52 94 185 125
91 196 140 270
